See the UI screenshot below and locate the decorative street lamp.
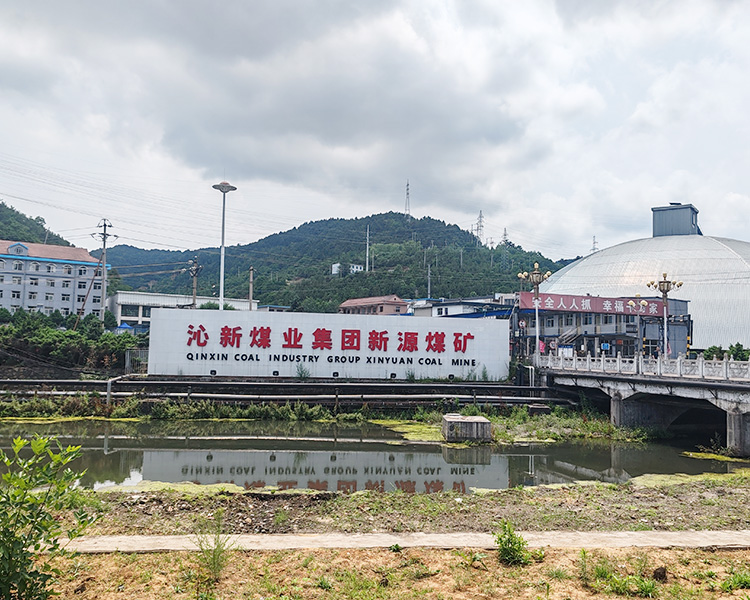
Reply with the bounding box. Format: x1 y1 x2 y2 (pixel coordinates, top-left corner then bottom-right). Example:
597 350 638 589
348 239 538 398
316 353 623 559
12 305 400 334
627 297 649 357
518 262 552 364
212 181 237 311
647 273 683 358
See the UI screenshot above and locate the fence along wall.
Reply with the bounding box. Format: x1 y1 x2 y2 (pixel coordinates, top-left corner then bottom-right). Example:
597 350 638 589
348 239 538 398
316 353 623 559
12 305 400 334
148 309 509 380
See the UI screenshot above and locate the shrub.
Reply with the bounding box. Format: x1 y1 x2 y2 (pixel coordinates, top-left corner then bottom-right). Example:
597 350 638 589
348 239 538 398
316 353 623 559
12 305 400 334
494 519 531 566
0 436 97 600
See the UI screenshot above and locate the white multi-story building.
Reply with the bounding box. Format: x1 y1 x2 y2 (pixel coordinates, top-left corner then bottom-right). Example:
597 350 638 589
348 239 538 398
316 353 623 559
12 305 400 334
0 239 103 317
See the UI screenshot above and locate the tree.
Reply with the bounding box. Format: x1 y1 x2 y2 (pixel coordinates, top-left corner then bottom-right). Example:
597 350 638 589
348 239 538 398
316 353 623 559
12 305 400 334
0 436 96 600
103 310 118 330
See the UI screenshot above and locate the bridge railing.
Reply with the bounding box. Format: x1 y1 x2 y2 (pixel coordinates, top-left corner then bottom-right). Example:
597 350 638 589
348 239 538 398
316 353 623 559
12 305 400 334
538 352 750 382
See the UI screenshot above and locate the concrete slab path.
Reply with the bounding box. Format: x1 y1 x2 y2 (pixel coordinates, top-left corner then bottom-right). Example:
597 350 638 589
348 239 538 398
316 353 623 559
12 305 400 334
67 530 750 553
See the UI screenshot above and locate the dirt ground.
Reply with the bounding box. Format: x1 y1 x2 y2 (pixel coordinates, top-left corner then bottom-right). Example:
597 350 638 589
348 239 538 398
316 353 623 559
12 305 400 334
53 546 750 599
86 474 750 536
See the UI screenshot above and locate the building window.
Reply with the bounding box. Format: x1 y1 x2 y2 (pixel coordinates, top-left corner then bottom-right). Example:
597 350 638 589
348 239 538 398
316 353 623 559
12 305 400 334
143 307 151 317
122 305 139 317
625 315 636 324
14 246 23 254
44 307 53 316
61 308 70 316
0 275 3 284
93 282 101 290
30 262 40 272
47 280 55 287
77 308 85 316
0 260 4 269
437 307 443 316
29 278 38 286
78 267 87 276
564 314 574 327
93 296 101 304
77 295 86 303
583 314 593 325
28 292 37 300
12 276 21 285
63 265 72 275
61 294 70 302
62 280 71 288
0 290 2 299
545 316 555 328
46 264 55 273
13 261 23 271
11 290 21 299
45 293 54 302
603 315 614 325
78 281 87 289
95 268 102 277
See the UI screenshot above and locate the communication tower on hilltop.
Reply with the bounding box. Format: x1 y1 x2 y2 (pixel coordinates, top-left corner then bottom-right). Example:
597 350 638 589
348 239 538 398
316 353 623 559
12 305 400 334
405 179 410 217
591 235 599 254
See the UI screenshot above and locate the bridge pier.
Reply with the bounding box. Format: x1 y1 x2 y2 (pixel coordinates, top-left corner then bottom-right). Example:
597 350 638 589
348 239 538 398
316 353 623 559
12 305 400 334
609 391 689 431
726 411 750 456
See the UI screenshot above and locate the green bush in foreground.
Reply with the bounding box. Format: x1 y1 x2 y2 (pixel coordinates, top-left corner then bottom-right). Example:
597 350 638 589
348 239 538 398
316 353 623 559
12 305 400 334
0 436 96 600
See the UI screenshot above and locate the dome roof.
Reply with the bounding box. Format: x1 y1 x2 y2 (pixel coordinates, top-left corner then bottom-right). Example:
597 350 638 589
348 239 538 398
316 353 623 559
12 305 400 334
541 235 750 349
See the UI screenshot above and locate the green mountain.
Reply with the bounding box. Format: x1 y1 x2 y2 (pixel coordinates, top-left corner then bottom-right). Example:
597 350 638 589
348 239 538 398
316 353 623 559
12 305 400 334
102 212 565 311
0 202 70 246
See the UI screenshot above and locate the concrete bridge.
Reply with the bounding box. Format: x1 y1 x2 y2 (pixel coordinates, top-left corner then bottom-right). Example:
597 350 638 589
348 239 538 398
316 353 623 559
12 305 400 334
537 353 750 456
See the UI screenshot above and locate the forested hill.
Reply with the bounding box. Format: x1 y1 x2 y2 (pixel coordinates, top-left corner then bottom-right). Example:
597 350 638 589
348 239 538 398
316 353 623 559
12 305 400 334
0 202 70 245
102 212 568 312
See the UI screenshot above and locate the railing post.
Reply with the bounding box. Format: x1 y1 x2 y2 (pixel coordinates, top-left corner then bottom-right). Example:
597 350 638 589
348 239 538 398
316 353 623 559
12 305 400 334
724 353 729 380
573 352 578 371
616 352 622 374
586 352 591 371
698 354 704 378
677 354 682 377
657 354 662 376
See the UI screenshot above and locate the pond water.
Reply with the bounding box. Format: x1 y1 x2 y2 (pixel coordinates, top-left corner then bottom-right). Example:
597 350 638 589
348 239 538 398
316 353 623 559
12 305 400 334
0 420 746 493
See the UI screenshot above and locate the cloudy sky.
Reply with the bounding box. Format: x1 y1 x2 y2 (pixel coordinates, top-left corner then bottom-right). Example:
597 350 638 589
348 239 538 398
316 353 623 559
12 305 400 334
1 1 748 259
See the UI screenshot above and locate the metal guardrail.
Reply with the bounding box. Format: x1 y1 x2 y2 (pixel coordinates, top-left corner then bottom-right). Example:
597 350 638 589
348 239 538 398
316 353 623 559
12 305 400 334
538 353 750 382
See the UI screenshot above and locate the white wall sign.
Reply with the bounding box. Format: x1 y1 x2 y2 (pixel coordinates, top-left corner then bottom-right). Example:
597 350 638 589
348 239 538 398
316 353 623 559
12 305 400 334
148 309 509 380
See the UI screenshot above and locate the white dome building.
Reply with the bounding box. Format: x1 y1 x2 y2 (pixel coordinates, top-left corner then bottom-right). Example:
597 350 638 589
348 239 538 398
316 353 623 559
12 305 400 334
541 204 750 350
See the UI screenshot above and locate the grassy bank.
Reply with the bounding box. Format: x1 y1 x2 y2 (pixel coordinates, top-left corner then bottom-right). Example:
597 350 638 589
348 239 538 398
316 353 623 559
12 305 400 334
0 396 652 445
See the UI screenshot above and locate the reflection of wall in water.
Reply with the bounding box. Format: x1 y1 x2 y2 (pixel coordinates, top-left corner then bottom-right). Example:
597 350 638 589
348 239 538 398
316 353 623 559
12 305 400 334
142 448 509 493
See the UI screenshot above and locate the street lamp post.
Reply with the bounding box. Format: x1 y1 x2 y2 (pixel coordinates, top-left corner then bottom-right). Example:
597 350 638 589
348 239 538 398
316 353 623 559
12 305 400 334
518 262 552 365
627 297 649 357
647 273 682 358
212 181 237 311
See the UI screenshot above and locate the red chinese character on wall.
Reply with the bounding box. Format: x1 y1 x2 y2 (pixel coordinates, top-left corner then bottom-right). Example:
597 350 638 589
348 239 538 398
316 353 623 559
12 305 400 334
187 324 209 346
341 329 361 350
249 326 271 348
453 332 475 353
368 330 389 351
312 328 333 350
397 331 419 352
282 327 303 348
245 480 266 489
219 326 242 348
425 331 446 353
278 480 297 490
452 481 466 494
307 480 329 491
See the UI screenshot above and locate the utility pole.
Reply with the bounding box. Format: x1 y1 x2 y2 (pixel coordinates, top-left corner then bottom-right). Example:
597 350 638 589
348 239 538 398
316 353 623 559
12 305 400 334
248 266 254 310
187 256 203 308
93 219 114 322
427 263 431 299
366 225 370 272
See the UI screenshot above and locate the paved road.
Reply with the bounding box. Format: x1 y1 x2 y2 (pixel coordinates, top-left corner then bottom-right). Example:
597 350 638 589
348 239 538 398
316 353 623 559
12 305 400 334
67 530 750 553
